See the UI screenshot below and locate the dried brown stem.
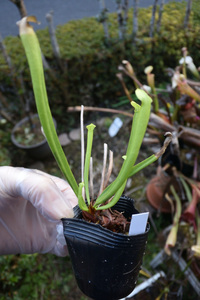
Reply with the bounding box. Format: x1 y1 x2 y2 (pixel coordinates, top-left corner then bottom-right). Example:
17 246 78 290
118 64 144 91
155 132 172 158
186 79 200 87
67 106 133 118
116 73 133 103
149 113 176 132
178 126 200 139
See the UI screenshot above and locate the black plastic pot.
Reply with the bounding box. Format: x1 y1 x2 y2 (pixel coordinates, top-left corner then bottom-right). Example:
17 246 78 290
11 114 56 159
62 196 150 300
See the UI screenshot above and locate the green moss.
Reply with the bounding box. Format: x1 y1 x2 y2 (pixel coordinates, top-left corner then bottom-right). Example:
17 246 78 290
0 254 88 299
0 148 11 166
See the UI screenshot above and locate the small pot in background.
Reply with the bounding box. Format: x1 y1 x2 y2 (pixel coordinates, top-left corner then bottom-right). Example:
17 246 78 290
11 114 56 160
146 166 172 213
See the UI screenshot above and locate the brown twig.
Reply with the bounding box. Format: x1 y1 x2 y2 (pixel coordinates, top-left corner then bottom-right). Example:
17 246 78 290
149 113 176 132
118 64 145 91
155 132 172 158
116 73 133 103
67 106 133 118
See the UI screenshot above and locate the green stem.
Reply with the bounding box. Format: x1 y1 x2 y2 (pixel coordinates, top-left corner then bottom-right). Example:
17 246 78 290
179 176 192 203
94 89 152 208
165 185 182 254
84 124 96 205
78 183 88 211
170 185 182 220
129 154 157 177
19 18 78 196
152 86 159 113
171 104 179 123
95 179 127 210
129 132 172 177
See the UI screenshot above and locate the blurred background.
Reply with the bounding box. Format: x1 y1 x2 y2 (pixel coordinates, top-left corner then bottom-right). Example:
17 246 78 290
0 0 183 38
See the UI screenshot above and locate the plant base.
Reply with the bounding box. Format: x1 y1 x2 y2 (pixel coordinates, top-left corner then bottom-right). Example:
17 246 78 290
62 196 149 300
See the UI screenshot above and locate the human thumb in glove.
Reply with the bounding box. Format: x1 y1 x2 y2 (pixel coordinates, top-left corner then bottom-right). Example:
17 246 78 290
0 166 78 256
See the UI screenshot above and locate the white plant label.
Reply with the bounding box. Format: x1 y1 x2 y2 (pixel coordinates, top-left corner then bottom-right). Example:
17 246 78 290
129 212 149 236
108 117 123 137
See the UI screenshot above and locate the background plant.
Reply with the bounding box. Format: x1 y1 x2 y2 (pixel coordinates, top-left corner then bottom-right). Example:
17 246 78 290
0 1 199 127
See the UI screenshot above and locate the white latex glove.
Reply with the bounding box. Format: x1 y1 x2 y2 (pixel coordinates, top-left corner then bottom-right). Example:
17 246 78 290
0 166 78 256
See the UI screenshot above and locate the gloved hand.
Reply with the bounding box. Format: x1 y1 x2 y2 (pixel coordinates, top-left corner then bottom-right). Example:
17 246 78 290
0 166 78 256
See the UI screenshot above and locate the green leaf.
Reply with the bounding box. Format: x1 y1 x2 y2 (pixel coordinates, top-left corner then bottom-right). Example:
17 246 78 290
18 17 78 196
